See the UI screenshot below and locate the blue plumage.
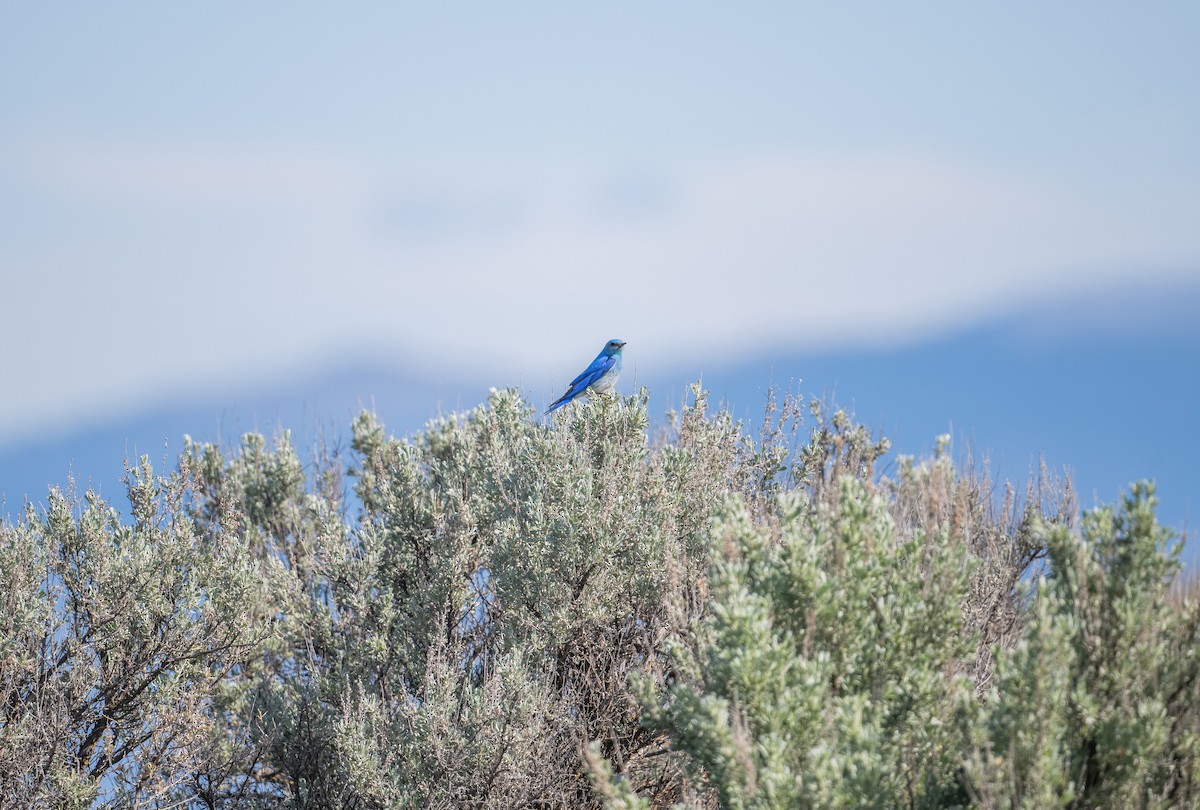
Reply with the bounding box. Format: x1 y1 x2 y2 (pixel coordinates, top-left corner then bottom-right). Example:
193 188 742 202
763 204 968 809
545 339 626 413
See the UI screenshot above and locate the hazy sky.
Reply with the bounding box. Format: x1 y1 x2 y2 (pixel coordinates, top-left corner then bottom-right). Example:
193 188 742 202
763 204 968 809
2 3 1198 444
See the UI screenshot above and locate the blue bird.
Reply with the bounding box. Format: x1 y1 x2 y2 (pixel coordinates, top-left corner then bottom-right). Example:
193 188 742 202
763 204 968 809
546 339 627 414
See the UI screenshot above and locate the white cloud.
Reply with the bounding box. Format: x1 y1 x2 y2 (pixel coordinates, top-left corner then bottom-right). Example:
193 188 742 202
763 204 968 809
2 140 1198 444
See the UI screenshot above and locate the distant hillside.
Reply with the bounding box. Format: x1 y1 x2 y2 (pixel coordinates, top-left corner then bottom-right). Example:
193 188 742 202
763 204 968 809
3 281 1195 544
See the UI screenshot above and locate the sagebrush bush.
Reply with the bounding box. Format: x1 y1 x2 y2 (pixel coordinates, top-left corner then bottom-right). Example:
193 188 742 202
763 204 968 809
0 386 1194 808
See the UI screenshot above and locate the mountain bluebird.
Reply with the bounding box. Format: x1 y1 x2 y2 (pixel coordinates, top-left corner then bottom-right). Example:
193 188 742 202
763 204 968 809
545 339 626 413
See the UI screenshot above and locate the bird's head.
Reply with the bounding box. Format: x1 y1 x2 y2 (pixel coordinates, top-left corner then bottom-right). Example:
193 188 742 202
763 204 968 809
603 339 627 356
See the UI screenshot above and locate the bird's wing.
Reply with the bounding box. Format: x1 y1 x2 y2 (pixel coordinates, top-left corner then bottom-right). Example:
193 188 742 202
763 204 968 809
567 354 616 389
546 355 617 413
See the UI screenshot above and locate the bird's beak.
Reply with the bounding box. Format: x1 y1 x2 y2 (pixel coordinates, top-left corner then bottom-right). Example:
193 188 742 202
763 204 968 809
617 341 627 347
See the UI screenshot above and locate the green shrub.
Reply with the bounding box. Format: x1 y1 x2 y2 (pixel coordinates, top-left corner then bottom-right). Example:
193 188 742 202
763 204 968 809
960 484 1200 808
1 386 1194 808
627 479 976 809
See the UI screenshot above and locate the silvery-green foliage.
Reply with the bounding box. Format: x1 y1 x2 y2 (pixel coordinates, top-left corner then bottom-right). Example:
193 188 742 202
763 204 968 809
316 388 740 807
585 740 652 810
881 445 1062 691
178 428 351 807
4 383 1196 810
168 386 743 807
962 483 1200 808
631 478 976 809
619 449 1198 810
0 457 264 807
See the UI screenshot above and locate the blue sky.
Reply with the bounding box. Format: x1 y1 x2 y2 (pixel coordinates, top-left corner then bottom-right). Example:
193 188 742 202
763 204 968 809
1 4 1198 530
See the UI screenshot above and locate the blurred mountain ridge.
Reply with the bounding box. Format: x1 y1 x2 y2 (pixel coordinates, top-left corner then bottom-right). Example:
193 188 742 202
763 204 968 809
2 279 1196 543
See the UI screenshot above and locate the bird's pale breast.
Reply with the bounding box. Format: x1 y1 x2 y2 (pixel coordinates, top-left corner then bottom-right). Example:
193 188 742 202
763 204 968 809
589 366 620 393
